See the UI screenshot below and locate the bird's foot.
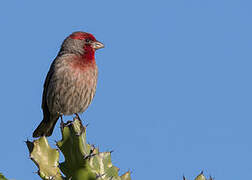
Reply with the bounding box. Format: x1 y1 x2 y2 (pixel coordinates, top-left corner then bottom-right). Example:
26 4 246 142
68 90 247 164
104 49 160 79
60 115 64 130
74 113 86 135
74 113 81 121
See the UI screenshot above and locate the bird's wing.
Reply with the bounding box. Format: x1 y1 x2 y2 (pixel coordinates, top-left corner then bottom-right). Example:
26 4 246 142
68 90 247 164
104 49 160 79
41 60 56 121
41 54 76 119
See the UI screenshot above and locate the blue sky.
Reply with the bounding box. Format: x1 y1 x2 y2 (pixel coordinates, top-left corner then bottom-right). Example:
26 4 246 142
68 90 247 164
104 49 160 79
0 0 251 180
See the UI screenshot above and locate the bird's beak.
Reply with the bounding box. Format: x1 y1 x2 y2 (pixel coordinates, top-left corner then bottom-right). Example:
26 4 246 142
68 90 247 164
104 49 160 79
92 41 104 50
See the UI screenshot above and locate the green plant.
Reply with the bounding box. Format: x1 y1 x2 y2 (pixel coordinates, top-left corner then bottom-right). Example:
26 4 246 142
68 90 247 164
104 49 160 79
0 173 8 180
26 118 131 180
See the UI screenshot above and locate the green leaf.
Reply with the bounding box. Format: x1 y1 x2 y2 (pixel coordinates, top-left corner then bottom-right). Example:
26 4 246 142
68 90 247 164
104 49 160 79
26 137 63 180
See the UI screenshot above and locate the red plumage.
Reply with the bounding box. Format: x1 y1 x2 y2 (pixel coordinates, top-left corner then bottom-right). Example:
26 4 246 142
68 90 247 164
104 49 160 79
33 32 104 137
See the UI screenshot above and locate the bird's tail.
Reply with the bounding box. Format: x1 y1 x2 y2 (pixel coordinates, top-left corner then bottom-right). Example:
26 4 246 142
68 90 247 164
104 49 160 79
33 115 59 137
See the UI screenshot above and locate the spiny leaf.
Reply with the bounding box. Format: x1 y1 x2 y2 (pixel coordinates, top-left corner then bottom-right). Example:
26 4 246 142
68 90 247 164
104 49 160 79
0 173 8 180
26 137 63 180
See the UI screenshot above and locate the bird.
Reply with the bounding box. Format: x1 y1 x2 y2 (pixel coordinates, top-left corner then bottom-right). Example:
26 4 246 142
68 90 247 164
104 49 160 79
33 31 104 137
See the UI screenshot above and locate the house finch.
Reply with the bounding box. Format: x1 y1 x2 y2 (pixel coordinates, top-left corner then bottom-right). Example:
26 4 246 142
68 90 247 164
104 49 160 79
33 31 104 137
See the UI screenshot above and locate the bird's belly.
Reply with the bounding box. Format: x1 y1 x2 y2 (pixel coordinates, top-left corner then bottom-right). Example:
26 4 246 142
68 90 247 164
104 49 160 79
59 84 96 115
48 66 97 116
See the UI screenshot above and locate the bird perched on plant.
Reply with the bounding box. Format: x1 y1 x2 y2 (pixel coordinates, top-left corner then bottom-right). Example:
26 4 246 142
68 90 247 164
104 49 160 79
33 31 104 137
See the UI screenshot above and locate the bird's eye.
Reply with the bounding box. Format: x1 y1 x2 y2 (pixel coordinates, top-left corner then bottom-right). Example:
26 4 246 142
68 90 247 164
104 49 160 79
85 39 91 43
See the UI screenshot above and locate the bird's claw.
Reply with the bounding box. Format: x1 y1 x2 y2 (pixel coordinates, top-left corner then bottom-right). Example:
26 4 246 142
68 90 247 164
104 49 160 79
60 115 64 129
74 113 81 121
